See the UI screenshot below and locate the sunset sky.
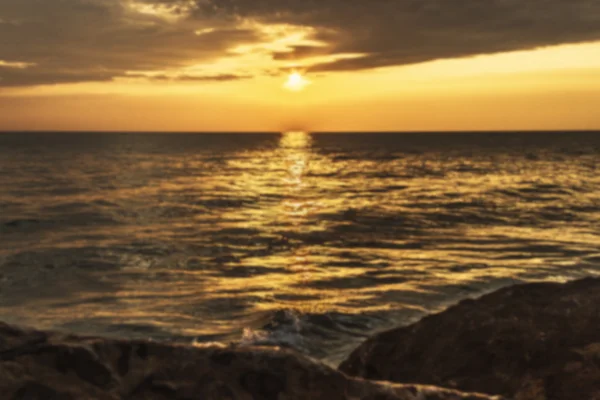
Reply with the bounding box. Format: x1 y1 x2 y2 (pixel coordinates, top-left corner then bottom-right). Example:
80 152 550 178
1 0 599 132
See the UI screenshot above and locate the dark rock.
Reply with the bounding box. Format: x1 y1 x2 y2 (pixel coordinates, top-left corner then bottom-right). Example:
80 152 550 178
239 370 285 400
339 278 600 400
209 351 236 366
135 343 148 360
54 345 116 388
11 381 73 400
117 344 132 376
0 321 501 400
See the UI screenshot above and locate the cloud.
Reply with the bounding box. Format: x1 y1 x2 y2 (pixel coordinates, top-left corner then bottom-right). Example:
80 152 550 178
125 72 250 82
0 60 35 69
1 0 600 86
271 45 330 61
0 0 259 86
199 0 600 72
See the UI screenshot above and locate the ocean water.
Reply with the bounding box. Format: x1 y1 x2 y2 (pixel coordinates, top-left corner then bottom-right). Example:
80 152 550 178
0 131 599 365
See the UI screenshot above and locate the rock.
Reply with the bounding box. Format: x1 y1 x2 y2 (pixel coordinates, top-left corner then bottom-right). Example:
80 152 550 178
339 278 600 400
0 321 502 400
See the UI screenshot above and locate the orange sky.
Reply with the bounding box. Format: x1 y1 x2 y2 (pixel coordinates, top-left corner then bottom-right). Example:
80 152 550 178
1 2 600 131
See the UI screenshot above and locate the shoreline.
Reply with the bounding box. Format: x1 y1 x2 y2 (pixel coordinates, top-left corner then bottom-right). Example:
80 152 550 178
3 277 599 399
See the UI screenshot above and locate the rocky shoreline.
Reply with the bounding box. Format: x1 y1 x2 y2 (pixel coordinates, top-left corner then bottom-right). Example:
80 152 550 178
0 322 501 400
340 277 600 400
2 278 598 399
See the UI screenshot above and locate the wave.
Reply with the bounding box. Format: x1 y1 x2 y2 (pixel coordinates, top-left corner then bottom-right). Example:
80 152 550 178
238 309 387 365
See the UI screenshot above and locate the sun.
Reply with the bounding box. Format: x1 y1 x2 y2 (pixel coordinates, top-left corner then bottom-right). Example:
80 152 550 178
284 72 311 91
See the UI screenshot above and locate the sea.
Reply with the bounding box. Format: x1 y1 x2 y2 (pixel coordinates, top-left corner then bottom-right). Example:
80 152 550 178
0 131 599 366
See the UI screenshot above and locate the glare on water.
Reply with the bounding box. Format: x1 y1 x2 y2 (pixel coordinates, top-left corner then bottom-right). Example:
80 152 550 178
0 131 599 363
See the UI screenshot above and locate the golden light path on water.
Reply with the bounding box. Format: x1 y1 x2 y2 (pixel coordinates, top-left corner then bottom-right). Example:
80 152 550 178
196 131 380 317
105 131 387 340
0 131 599 363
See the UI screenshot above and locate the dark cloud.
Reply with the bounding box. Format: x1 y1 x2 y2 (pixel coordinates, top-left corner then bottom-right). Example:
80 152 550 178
200 0 600 71
271 45 331 61
0 0 258 86
1 0 600 86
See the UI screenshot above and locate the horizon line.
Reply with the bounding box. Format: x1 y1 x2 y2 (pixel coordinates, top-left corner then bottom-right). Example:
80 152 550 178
1 129 599 134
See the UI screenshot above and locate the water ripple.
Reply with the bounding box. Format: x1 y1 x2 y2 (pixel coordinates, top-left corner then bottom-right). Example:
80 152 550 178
1 131 599 364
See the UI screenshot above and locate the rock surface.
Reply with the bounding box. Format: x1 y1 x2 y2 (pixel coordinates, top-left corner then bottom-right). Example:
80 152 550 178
339 278 600 400
0 322 502 400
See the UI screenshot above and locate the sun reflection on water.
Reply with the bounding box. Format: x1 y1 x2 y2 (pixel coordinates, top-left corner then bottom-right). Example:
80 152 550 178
279 132 319 293
281 131 313 216
281 131 312 149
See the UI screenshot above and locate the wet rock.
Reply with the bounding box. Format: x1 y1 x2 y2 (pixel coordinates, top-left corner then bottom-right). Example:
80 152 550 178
0 321 502 400
339 278 600 400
